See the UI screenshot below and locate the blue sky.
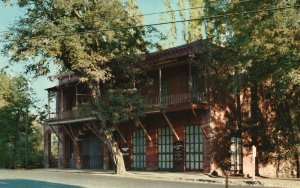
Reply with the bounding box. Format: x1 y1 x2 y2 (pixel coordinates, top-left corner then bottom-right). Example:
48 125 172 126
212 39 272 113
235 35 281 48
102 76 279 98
0 3 56 112
0 0 181 112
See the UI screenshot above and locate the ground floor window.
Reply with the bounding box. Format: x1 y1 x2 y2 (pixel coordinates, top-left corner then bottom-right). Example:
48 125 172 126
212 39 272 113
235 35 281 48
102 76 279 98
230 137 242 172
158 127 173 170
185 125 203 170
133 129 146 169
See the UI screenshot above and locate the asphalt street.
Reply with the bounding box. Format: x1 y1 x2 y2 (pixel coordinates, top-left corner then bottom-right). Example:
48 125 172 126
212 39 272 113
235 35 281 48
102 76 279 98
0 169 278 188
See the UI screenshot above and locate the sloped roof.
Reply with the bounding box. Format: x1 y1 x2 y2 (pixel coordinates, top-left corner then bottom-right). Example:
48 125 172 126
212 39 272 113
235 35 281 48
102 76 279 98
143 40 210 66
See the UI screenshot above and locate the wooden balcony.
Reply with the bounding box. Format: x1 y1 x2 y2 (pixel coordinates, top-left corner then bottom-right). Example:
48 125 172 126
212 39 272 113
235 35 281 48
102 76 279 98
46 104 96 125
145 92 208 113
46 92 208 124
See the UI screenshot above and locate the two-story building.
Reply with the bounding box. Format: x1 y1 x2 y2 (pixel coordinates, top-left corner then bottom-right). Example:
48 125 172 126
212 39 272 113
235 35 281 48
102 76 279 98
44 40 243 174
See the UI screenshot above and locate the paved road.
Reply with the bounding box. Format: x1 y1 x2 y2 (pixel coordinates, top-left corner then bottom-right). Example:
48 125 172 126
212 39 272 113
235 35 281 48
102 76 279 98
0 169 274 188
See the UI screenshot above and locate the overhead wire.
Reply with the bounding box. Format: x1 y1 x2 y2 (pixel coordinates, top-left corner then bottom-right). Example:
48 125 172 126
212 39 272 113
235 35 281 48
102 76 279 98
0 4 299 43
0 0 257 34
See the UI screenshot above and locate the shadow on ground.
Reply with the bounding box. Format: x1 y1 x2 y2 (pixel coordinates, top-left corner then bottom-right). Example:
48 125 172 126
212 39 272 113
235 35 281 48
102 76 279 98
0 179 83 188
48 169 115 175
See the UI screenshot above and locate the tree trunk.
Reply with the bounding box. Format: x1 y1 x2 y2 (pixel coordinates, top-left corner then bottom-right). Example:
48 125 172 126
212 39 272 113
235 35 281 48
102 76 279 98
102 129 126 175
90 120 126 174
10 137 17 169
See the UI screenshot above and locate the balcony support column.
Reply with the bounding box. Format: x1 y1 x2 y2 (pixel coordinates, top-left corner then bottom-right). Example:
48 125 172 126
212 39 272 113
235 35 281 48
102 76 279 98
62 125 76 144
60 90 63 115
159 68 162 104
191 109 209 139
85 123 102 141
188 58 192 92
114 125 127 144
161 111 179 141
136 120 152 142
75 86 78 108
49 124 64 144
47 91 51 119
75 86 78 118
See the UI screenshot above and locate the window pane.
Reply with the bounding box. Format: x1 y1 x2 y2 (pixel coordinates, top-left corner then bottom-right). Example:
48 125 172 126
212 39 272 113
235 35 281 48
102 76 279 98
185 125 204 170
133 129 146 169
195 154 199 162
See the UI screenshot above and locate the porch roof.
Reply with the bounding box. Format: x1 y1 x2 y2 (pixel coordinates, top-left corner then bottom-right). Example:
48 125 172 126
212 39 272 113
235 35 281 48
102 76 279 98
45 78 80 92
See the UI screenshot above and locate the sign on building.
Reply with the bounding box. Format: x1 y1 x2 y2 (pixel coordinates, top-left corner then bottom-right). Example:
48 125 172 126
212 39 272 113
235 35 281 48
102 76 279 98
173 141 184 171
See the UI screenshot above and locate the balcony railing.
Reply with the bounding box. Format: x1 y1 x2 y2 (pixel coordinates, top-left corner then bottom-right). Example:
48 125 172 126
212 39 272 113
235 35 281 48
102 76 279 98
47 92 208 122
47 104 94 122
145 92 207 111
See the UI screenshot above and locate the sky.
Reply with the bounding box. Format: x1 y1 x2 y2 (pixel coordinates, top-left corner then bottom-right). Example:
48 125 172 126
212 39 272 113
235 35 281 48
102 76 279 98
0 2 55 111
0 0 181 113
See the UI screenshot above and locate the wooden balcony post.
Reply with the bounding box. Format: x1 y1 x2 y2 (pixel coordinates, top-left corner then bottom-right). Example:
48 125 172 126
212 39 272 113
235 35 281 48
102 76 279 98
161 111 179 141
47 91 51 119
75 86 78 118
114 125 127 144
188 58 192 92
136 120 152 142
49 125 64 144
60 90 63 119
60 90 63 112
159 68 162 104
75 86 78 108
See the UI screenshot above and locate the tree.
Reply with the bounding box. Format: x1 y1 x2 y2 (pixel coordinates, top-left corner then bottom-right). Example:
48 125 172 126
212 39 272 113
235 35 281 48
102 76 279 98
160 0 206 48
0 71 43 168
1 0 159 174
203 0 300 176
159 0 300 176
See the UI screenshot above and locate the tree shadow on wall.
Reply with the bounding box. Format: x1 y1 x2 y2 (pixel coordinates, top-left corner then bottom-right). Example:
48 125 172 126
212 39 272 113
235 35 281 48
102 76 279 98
0 179 83 188
210 104 232 174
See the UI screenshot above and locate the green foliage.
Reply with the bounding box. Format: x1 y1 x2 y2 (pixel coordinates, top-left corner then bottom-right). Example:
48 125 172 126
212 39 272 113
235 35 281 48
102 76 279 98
93 88 145 125
0 72 43 168
1 0 157 80
160 0 299 174
160 0 206 47
1 0 160 173
204 0 300 174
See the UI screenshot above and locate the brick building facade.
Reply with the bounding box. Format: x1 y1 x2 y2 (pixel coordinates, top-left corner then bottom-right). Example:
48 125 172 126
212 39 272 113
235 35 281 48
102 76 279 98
44 40 292 177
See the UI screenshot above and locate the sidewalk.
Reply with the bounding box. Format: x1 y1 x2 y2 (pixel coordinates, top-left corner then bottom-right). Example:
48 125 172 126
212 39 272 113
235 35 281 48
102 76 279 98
46 169 300 188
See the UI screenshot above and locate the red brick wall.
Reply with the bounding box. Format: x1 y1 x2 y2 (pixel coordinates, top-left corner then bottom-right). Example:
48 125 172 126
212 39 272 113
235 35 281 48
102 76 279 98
119 110 211 172
145 127 158 171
